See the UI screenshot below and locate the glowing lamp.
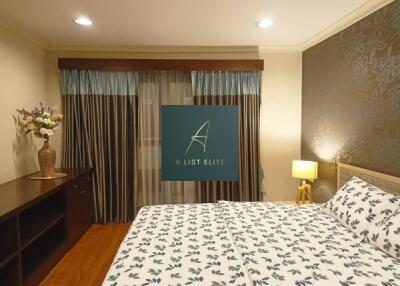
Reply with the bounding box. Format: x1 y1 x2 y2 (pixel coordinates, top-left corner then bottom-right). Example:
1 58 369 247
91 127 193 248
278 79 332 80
292 160 318 204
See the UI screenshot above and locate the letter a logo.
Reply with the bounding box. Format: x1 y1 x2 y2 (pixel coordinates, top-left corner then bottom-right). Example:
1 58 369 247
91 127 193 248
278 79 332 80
184 121 210 156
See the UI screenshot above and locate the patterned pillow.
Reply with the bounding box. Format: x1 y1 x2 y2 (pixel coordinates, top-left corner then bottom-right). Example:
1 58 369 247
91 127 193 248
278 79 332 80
321 176 400 238
366 208 400 259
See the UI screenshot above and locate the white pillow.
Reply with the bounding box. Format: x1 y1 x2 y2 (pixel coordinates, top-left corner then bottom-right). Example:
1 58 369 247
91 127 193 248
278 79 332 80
321 176 400 238
365 208 400 259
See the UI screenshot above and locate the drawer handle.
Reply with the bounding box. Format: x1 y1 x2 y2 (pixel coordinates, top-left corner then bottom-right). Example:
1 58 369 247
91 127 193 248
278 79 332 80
80 190 86 195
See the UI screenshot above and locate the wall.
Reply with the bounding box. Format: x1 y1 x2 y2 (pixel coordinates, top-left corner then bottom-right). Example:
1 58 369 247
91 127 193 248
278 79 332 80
260 52 303 201
302 0 400 202
0 25 61 184
0 29 302 199
51 49 302 201
0 39 258 185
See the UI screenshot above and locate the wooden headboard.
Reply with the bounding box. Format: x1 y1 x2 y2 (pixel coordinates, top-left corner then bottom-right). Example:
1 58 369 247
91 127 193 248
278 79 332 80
337 163 400 196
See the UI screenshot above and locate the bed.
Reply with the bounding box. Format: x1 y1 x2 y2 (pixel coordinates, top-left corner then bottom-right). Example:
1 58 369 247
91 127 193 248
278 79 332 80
103 163 400 286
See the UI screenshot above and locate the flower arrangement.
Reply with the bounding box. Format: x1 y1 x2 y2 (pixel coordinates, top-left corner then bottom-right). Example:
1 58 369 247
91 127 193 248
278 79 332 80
16 103 63 142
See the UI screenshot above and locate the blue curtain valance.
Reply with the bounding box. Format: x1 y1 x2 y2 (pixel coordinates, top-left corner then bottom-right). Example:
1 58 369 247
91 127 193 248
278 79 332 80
62 70 260 97
62 70 139 96
191 71 261 96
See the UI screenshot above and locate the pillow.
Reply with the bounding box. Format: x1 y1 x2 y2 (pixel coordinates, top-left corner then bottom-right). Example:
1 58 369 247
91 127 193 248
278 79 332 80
365 208 400 259
321 176 400 238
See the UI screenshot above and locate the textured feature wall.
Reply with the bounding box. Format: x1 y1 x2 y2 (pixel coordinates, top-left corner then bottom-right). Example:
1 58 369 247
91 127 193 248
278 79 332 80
302 0 400 201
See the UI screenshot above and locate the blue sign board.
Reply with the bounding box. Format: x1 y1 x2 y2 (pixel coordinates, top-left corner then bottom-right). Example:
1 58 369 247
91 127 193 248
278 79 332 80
161 105 238 181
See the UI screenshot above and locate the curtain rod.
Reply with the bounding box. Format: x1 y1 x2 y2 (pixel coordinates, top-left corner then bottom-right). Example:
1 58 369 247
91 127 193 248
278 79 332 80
58 58 264 71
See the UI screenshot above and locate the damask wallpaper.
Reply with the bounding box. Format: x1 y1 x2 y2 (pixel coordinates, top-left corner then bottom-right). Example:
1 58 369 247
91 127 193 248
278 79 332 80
302 0 400 202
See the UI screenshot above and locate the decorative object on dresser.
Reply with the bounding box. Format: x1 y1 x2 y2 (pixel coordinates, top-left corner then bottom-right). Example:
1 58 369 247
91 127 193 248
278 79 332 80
292 160 318 204
16 104 63 179
0 168 93 286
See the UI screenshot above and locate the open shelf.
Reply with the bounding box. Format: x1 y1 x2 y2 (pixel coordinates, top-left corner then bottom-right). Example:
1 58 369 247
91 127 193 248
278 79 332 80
19 190 66 246
0 256 19 286
21 214 65 250
0 168 92 285
0 217 18 264
21 217 67 282
0 251 18 270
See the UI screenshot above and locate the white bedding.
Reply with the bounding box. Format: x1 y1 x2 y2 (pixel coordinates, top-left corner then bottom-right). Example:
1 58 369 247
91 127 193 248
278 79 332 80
103 202 400 286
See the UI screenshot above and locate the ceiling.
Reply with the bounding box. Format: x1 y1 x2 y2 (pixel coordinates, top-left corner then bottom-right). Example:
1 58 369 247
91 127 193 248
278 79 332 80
0 0 376 48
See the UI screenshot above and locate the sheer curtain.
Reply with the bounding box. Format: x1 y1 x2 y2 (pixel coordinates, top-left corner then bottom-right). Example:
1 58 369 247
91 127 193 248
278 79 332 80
136 71 196 208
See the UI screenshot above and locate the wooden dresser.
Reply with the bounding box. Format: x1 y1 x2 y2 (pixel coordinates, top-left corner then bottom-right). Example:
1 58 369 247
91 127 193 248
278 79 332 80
0 169 93 286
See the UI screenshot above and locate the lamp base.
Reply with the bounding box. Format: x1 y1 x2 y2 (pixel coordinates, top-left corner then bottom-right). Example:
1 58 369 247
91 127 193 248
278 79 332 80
295 182 314 204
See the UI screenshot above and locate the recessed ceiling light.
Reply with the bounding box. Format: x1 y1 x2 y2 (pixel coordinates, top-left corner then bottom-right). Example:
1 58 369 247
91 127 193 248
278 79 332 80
74 17 93 26
256 19 273 28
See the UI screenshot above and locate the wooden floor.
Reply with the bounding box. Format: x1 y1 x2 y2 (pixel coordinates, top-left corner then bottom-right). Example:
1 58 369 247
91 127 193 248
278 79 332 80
40 223 130 286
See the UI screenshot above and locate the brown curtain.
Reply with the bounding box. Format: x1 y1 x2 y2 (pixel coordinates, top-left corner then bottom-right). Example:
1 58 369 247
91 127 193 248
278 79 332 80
194 95 261 202
61 70 261 223
192 71 262 203
61 70 139 223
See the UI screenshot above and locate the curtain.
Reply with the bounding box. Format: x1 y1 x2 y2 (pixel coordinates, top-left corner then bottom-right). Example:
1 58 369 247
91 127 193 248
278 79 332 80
61 70 139 223
136 71 196 208
192 71 262 202
61 69 262 222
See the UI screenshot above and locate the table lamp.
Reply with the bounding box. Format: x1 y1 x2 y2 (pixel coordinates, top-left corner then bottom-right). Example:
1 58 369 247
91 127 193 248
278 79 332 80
292 160 318 204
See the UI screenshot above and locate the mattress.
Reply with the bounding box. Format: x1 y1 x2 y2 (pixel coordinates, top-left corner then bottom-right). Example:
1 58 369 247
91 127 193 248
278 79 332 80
103 201 400 286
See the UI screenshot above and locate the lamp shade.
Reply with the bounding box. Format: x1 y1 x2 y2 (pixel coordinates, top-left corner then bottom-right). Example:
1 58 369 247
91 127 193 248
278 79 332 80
292 160 318 180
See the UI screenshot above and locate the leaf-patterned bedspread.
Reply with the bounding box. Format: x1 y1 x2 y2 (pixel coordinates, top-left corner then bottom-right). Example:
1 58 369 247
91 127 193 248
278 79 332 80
103 202 400 286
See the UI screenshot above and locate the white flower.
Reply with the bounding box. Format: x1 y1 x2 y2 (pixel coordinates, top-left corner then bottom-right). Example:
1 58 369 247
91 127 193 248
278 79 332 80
40 128 48 135
39 128 54 137
18 105 62 140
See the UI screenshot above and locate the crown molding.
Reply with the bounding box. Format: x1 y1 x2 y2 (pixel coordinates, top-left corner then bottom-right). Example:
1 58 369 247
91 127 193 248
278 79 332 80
46 44 259 55
259 0 393 53
258 45 301 53
299 0 394 51
0 19 47 49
